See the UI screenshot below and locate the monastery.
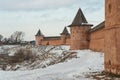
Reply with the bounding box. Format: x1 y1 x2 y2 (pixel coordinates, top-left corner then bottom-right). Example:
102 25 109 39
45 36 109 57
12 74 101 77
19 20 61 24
35 0 120 75
35 8 105 52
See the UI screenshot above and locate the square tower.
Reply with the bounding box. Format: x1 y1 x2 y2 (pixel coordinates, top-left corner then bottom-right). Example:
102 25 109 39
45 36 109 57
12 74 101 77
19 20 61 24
105 0 120 75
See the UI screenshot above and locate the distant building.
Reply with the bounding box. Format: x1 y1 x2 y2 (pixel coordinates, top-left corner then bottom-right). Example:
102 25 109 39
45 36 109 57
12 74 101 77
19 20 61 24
35 27 70 46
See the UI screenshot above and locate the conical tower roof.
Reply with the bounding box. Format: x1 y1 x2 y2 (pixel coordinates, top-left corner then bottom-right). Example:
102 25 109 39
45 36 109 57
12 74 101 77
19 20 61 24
60 27 69 35
35 29 44 36
68 8 92 27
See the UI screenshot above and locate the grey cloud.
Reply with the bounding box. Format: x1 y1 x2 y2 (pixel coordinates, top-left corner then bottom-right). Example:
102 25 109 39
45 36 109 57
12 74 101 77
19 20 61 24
0 0 104 11
0 0 78 11
77 0 104 17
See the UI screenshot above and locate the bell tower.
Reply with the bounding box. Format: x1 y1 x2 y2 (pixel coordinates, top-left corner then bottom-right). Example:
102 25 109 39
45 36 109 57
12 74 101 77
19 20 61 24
105 0 120 75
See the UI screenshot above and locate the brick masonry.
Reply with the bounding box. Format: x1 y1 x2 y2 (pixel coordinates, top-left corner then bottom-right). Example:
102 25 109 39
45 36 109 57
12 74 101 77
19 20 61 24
70 26 91 50
104 0 120 75
89 27 105 52
35 0 120 75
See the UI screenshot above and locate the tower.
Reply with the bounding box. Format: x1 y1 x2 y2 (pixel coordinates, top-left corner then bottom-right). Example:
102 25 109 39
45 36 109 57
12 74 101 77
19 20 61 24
60 27 70 45
105 0 120 75
68 8 93 50
35 29 44 46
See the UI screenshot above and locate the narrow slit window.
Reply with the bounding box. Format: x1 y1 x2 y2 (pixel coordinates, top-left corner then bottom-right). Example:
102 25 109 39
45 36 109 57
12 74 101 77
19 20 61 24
109 4 112 13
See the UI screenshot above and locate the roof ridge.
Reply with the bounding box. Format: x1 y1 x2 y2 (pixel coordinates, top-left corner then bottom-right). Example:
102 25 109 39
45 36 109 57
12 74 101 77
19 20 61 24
90 21 105 32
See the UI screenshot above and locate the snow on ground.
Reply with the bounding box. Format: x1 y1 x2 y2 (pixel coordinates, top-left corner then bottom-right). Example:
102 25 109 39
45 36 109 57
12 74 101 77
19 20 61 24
0 46 104 80
0 45 73 70
0 45 70 56
0 45 20 54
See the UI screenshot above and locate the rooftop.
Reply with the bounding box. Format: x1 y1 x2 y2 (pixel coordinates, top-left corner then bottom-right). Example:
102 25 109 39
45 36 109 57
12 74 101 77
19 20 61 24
90 21 105 32
35 29 44 36
60 27 69 35
68 8 93 27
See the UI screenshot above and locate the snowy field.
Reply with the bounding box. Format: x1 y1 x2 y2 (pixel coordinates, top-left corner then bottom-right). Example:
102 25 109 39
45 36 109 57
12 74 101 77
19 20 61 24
0 45 105 80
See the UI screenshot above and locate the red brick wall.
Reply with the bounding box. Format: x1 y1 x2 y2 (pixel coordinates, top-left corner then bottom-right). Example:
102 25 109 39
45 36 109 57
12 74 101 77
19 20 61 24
66 38 71 45
70 26 91 50
41 39 61 46
60 35 66 45
89 27 105 52
40 37 71 46
35 36 42 46
104 0 120 75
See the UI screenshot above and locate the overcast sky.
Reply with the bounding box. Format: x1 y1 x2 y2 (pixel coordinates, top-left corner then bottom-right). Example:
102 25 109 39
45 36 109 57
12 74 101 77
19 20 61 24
0 0 104 41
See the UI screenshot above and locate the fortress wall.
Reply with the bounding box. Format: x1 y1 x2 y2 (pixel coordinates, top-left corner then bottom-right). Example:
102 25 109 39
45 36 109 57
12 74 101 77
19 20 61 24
40 37 71 46
89 28 105 52
65 38 71 45
41 39 61 46
41 41 49 45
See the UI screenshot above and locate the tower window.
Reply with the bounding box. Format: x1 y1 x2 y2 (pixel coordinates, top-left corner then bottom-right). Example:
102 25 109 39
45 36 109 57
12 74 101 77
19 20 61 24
108 4 112 13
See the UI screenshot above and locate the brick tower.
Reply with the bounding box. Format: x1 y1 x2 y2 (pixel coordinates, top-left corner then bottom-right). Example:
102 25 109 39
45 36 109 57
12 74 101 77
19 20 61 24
105 0 120 75
60 27 70 45
68 8 93 50
35 29 44 46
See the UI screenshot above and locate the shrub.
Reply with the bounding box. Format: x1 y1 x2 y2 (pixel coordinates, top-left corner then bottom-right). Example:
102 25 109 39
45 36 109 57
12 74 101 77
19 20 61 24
11 48 35 63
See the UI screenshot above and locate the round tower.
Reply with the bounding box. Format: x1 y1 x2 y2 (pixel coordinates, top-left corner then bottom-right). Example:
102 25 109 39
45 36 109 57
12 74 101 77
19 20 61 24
35 29 44 46
68 8 93 50
60 27 70 45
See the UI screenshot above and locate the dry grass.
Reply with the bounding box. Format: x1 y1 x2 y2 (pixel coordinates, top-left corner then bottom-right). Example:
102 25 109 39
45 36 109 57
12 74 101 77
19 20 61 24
84 71 120 80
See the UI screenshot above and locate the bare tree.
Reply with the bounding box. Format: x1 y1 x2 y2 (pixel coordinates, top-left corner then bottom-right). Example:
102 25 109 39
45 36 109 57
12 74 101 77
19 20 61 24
2 38 7 42
2 37 10 44
9 31 25 43
0 34 3 41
